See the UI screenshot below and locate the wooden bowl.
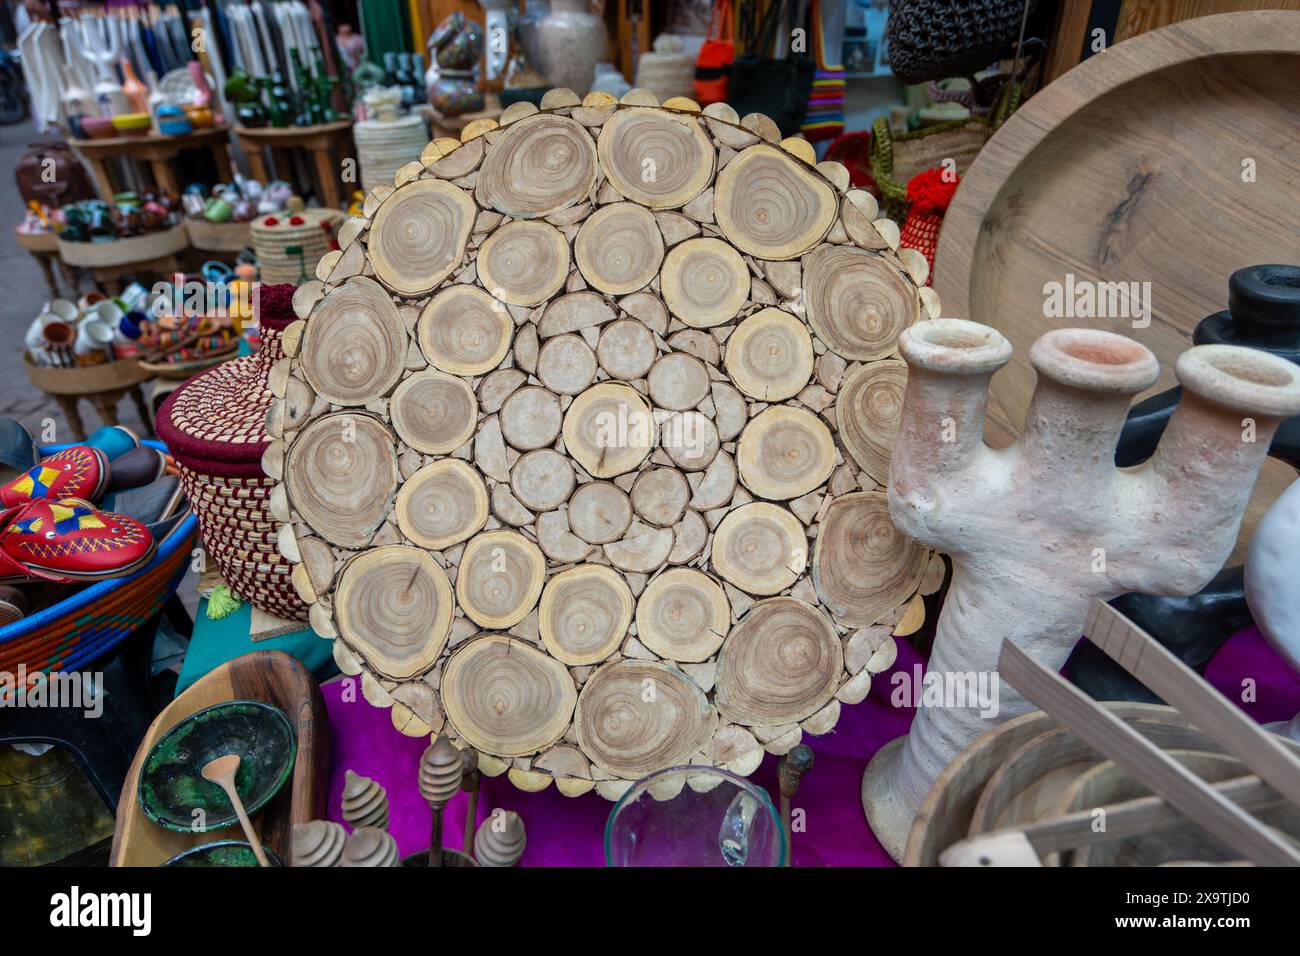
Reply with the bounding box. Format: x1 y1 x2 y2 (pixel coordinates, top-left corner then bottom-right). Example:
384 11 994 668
110 650 329 866
932 11 1300 557
80 116 117 139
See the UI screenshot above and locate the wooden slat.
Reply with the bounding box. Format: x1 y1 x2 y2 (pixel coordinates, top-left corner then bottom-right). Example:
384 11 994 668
1087 600 1300 807
997 639 1300 866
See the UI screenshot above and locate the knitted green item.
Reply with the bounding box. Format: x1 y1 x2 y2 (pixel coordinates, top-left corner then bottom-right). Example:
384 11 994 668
207 585 243 621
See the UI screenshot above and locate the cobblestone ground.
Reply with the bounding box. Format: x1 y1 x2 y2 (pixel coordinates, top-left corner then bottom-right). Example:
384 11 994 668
1 116 151 440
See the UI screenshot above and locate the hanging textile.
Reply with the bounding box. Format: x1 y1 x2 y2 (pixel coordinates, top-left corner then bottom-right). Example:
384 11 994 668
358 0 412 66
800 0 844 143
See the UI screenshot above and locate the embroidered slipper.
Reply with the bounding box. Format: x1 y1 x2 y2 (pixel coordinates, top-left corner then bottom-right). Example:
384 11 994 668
0 445 108 508
0 497 156 583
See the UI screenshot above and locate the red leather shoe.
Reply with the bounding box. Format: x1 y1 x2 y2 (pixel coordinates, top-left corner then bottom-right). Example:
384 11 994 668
0 445 108 507
0 497 155 582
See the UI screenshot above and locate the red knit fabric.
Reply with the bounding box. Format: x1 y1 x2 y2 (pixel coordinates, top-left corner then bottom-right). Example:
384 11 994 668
899 168 960 286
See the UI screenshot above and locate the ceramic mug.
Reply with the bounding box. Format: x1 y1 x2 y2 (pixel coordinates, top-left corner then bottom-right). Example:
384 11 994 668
43 299 78 323
75 316 115 356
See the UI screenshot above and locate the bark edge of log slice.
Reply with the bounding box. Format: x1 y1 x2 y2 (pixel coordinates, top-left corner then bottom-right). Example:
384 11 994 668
275 97 934 797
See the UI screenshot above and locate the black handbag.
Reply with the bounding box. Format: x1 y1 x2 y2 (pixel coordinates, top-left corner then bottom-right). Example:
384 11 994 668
728 0 815 138
887 0 1035 86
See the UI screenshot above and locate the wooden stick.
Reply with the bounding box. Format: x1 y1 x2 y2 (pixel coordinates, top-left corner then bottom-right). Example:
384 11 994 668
998 638 1300 866
1086 600 1300 806
461 747 481 856
777 744 814 866
941 773 1285 865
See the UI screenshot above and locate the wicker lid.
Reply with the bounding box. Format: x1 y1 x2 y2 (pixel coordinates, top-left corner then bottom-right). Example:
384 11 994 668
156 284 296 475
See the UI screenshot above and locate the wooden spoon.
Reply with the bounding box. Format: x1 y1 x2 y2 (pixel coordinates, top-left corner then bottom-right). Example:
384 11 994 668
201 754 270 867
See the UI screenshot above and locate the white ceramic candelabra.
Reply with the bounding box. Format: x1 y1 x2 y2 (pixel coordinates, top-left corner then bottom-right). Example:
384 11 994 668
862 318 1300 860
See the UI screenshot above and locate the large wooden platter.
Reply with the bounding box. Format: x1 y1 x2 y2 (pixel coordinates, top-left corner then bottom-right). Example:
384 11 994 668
933 11 1300 553
275 89 939 798
110 651 329 866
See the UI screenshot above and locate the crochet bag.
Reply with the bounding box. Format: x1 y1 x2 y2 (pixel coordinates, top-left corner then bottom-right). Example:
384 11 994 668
886 0 1035 85
155 285 308 620
693 0 735 106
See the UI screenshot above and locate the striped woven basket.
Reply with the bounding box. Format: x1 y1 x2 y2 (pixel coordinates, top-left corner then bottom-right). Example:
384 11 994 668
354 114 428 194
251 210 342 285
0 440 197 683
155 285 308 620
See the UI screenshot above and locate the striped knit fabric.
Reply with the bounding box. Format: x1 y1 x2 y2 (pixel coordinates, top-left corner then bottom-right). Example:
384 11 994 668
802 70 846 142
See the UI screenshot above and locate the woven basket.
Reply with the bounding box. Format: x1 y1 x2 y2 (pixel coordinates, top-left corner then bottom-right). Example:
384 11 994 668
0 440 197 681
251 210 342 285
354 114 428 194
56 225 190 268
155 285 307 620
869 83 1020 221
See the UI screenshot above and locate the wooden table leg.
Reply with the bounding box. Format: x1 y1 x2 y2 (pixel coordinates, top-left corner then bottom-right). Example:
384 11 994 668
54 396 86 440
128 385 153 434
84 155 115 201
150 158 181 197
312 142 341 210
241 139 269 183
57 259 78 296
214 145 234 184
32 252 60 298
89 390 124 429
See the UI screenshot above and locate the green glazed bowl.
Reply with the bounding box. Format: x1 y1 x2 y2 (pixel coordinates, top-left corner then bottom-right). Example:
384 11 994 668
138 700 296 833
162 840 283 867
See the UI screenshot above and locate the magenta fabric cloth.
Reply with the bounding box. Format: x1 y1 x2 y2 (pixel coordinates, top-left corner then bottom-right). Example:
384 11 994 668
322 625 1300 866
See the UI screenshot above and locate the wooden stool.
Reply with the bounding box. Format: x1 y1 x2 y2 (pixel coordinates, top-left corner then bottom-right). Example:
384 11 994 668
16 230 76 299
23 355 154 440
234 120 355 210
70 126 234 199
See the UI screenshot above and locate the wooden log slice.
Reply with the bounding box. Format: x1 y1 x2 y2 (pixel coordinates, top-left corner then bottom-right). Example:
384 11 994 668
455 530 547 629
596 318 657 380
715 596 842 725
596 108 715 210
418 285 513 376
334 545 454 680
442 634 577 756
630 466 690 527
636 568 729 662
562 383 657 477
395 459 488 550
724 307 814 402
539 564 633 665
477 220 570 307
575 660 715 778
736 406 835 500
285 413 398 548
510 448 575 512
476 113 598 218
660 237 749 328
574 202 665 294
714 144 837 259
537 334 597 395
802 245 919 362
389 369 478 454
812 491 927 627
499 386 562 450
647 352 710 410
711 502 806 595
369 178 476 295
299 277 406 406
836 359 907 484
568 480 633 544
661 411 719 471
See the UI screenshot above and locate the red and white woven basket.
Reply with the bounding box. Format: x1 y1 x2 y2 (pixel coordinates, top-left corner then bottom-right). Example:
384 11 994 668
156 285 307 620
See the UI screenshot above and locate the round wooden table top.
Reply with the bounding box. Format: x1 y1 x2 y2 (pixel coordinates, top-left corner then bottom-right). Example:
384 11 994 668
72 124 232 154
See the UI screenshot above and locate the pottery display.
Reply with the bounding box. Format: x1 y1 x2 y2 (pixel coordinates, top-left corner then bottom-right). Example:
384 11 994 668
1246 478 1300 741
534 0 608 96
861 318 1300 861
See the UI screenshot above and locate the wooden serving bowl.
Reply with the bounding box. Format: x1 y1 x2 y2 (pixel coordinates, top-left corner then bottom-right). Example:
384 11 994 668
110 651 329 866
